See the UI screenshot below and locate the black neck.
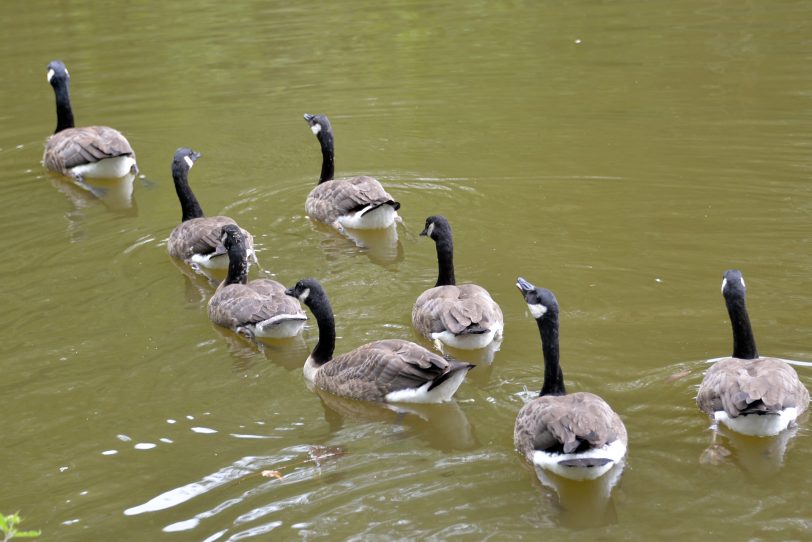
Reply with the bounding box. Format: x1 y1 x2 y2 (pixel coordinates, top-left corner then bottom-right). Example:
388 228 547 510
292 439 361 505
725 293 758 359
317 131 335 183
537 313 566 396
52 80 75 133
223 243 248 287
433 235 456 287
307 290 336 365
172 163 205 221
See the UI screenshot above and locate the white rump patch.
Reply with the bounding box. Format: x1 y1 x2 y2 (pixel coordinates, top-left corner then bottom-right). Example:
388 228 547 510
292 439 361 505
527 303 547 319
532 439 627 481
254 315 307 340
47 68 55 82
298 288 310 303
338 204 397 230
714 407 798 437
385 366 470 404
432 328 497 350
70 156 136 180
310 123 322 135
184 156 195 169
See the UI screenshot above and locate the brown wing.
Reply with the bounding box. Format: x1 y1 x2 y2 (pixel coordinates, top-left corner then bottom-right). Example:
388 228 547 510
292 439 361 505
697 357 810 418
412 284 503 337
167 216 254 261
314 339 468 401
514 392 627 461
305 176 397 225
43 126 135 175
208 279 305 328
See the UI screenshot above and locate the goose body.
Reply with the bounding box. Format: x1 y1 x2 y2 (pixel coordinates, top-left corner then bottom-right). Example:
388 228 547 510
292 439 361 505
412 216 503 350
208 225 306 340
166 148 256 270
303 114 400 231
696 270 809 437
43 60 137 181
513 278 627 481
286 278 474 403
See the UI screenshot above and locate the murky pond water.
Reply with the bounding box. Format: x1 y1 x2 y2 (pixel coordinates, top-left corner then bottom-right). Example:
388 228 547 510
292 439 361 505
1 0 811 540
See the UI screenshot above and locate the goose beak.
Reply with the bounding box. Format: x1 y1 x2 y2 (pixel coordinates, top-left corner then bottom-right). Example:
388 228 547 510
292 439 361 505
516 277 535 293
303 113 315 123
284 287 295 297
190 151 201 162
419 227 428 236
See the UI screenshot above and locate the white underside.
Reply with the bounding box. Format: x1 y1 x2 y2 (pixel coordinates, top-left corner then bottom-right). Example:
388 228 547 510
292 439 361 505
70 155 136 179
338 204 398 230
303 356 319 383
249 315 307 340
385 366 471 404
190 248 256 270
532 439 627 481
432 322 503 350
714 408 798 437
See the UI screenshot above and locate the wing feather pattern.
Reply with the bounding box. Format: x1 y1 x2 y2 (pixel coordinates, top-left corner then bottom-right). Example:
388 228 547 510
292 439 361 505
412 284 503 337
314 339 467 401
514 392 627 461
306 176 398 226
697 357 810 418
44 126 135 175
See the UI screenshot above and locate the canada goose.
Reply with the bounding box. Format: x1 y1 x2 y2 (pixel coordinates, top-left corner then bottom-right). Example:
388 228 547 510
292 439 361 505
208 225 306 340
166 148 256 270
302 114 400 232
412 216 504 351
285 278 474 403
513 277 627 481
42 60 138 182
696 269 809 437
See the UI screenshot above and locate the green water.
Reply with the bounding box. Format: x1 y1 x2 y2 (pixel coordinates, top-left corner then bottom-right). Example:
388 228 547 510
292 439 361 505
1 0 811 539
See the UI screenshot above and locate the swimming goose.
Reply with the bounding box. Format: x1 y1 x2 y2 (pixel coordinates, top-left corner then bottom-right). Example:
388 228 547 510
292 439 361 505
513 277 627 481
303 113 400 232
285 278 474 403
696 269 809 436
167 148 256 270
42 60 138 182
208 225 306 340
412 216 503 351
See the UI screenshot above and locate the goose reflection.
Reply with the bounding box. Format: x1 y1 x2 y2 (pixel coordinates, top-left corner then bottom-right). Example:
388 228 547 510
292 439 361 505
49 171 137 213
312 220 404 267
528 459 624 529
313 388 479 452
210 324 310 372
700 422 801 476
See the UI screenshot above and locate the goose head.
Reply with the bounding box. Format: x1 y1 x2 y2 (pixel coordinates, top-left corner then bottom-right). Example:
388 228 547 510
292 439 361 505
172 147 201 174
516 277 558 320
721 268 746 297
303 113 332 137
46 60 69 86
220 224 245 252
420 215 452 241
285 278 322 306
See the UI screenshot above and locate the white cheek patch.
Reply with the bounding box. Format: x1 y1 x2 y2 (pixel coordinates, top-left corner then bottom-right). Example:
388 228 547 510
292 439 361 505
740 277 745 289
298 288 310 303
527 303 547 318
184 156 195 169
310 124 322 135
426 223 435 237
721 277 727 294
47 69 55 82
